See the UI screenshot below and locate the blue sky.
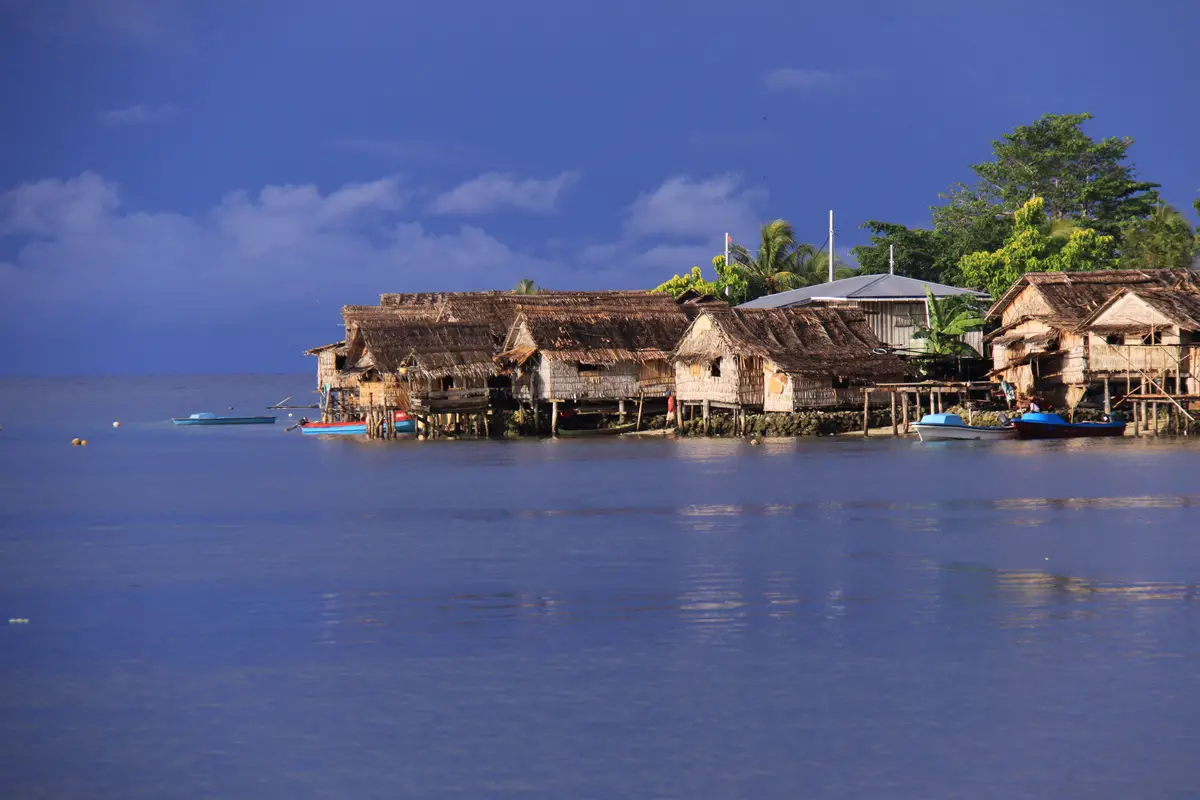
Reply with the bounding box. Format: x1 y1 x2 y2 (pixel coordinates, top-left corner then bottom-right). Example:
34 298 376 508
2 0 1198 375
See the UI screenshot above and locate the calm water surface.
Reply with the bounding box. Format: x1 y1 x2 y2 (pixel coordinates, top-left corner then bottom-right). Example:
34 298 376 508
2 375 1200 798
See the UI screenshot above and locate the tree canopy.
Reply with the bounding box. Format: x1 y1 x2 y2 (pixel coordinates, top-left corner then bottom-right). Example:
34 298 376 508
853 113 1165 293
971 113 1159 235
959 197 1115 298
1117 203 1197 269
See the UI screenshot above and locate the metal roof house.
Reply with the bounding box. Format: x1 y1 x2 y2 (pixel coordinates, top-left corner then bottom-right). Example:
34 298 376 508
737 274 989 355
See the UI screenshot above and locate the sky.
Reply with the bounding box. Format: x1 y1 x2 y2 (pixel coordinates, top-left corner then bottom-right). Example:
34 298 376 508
1 0 1198 376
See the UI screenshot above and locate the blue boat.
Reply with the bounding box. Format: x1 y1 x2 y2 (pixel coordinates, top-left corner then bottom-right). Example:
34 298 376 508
1011 411 1126 440
172 412 276 426
299 410 417 436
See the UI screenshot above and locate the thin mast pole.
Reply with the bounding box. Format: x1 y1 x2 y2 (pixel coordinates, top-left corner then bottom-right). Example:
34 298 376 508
889 243 894 275
828 210 835 283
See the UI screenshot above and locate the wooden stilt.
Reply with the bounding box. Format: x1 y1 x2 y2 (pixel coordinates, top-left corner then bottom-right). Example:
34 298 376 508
551 401 559 437
636 392 644 432
890 391 898 436
702 399 710 435
862 389 870 437
1103 377 1111 416
675 398 682 430
619 399 626 424
901 391 910 434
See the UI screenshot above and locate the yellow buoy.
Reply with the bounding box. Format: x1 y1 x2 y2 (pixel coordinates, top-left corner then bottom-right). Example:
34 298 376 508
71 438 81 446
112 421 121 428
80 440 88 446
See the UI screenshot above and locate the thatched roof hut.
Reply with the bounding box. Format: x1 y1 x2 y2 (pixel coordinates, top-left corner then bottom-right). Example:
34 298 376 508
673 307 906 411
369 290 700 344
987 269 1200 327
986 269 1200 400
345 319 496 382
496 305 694 402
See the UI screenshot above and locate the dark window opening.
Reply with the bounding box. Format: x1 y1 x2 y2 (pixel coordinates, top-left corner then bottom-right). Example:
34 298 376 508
1105 334 1123 346
1141 331 1162 345
441 376 455 391
709 358 722 378
831 375 850 389
578 363 603 375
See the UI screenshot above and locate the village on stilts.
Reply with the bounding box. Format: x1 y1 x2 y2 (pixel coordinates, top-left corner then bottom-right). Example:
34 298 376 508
298 266 1200 441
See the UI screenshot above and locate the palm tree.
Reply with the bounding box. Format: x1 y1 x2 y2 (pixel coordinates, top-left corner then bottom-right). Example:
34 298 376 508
728 220 812 296
512 278 538 295
795 249 857 287
912 288 985 356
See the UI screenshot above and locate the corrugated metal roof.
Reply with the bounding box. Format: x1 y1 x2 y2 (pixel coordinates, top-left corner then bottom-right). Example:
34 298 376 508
737 274 988 308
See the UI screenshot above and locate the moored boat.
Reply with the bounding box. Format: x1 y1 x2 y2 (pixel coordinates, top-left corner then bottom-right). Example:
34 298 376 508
299 410 416 436
172 412 275 426
1011 411 1125 440
555 422 639 438
913 413 1016 442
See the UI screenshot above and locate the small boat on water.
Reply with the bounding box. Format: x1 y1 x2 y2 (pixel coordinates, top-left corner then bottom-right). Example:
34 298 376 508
1011 411 1125 440
299 410 416 436
172 412 275 426
913 413 1015 442
555 422 639 438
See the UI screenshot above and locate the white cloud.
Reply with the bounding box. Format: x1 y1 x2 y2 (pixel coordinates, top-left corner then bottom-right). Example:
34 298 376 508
624 173 765 240
99 104 175 126
0 172 551 324
429 171 580 216
762 67 882 92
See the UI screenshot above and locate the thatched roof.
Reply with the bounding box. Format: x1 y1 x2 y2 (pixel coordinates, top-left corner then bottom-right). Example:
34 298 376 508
348 319 496 379
498 307 692 365
355 290 713 347
303 341 345 356
1079 287 1200 333
675 307 907 380
986 269 1200 322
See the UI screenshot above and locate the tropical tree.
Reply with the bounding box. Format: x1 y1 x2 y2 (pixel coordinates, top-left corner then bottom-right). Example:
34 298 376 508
727 219 812 297
792 249 856 286
970 113 1159 236
653 256 751 302
1117 203 1197 268
726 220 852 297
959 196 1115 298
652 266 717 298
512 278 538 295
912 288 986 356
852 113 1159 287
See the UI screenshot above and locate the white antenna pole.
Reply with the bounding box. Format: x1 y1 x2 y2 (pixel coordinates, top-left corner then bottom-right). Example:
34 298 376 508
889 243 894 275
828 210 835 283
724 231 729 276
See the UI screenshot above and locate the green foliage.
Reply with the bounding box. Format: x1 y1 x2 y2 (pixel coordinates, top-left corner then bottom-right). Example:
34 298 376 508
971 113 1160 236
653 266 718 298
912 288 986 356
724 220 855 301
852 222 948 282
1117 203 1197 268
794 249 857 286
855 114 1160 289
512 278 538 295
959 197 1115 298
653 257 752 303
927 184 1014 283
727 220 812 297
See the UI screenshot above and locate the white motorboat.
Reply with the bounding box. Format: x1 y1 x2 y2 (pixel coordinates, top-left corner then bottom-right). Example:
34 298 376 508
913 413 1016 442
